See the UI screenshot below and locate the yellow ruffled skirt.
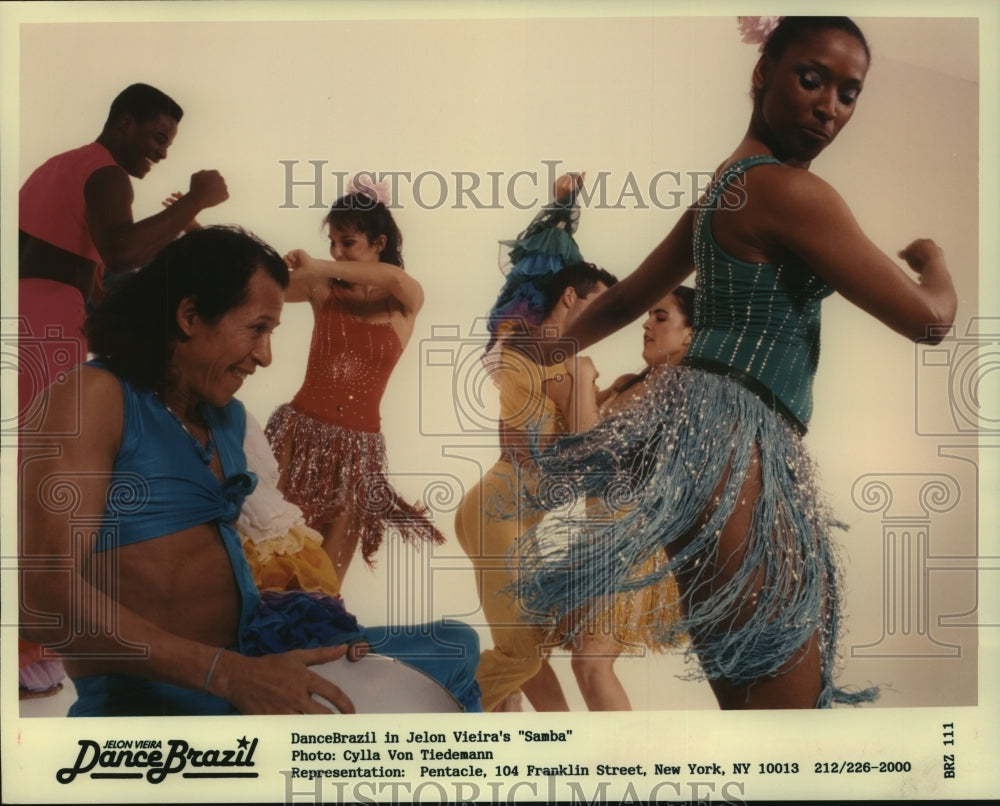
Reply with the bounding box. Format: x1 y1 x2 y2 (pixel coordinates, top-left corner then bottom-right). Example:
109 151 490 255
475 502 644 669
240 525 341 597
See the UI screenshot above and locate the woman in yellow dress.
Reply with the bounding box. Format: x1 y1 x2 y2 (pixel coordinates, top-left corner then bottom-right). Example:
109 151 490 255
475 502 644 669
565 287 693 710
454 173 616 712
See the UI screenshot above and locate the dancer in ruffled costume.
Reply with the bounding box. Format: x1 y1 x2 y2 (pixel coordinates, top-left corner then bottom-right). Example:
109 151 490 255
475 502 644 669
266 176 443 583
239 412 482 711
566 288 694 710
455 173 617 711
514 17 956 709
240 411 345 597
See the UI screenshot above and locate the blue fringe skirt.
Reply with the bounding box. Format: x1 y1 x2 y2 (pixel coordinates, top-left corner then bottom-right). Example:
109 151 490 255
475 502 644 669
512 365 876 707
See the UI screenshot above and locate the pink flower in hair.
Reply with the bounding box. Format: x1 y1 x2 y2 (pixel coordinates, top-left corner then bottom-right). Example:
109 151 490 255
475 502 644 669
737 16 783 49
349 173 392 206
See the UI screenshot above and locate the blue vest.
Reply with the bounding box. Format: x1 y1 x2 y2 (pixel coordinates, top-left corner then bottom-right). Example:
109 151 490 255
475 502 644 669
93 361 259 649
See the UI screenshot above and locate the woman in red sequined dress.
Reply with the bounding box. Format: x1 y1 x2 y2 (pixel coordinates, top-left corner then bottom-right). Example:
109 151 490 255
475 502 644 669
266 177 443 583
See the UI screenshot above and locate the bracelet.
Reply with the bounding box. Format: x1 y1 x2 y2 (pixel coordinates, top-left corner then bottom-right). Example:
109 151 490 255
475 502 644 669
203 647 224 695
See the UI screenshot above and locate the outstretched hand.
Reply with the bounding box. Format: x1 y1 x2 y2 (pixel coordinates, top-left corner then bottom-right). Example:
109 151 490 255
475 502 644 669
215 645 356 715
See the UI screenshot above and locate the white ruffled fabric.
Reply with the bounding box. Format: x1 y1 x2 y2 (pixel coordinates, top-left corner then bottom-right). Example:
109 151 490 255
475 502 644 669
238 412 323 559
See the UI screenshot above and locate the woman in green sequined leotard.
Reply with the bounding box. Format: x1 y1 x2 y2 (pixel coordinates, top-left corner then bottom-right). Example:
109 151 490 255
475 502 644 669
515 16 957 709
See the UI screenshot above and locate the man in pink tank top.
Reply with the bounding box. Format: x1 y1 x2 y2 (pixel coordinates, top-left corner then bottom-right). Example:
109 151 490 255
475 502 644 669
17 82 229 702
18 82 229 422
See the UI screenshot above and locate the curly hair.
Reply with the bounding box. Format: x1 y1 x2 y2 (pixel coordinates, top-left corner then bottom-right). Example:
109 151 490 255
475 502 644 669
84 226 288 395
324 193 405 269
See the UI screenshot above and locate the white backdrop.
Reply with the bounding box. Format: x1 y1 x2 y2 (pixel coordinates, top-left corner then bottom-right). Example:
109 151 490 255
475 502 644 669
3 4 991 716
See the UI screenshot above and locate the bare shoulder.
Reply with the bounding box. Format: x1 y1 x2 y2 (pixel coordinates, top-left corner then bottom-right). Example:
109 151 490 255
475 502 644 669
748 163 845 217
737 164 854 251
79 362 124 396
36 364 124 445
84 163 131 197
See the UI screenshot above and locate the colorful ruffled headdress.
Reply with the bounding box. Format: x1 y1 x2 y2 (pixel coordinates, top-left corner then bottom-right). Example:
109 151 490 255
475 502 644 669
485 188 583 352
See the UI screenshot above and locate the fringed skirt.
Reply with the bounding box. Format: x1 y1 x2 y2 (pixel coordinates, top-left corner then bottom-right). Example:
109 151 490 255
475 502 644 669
265 404 444 567
513 365 876 707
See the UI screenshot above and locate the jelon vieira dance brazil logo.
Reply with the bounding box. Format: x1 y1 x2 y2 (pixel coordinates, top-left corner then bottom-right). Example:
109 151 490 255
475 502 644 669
56 736 259 784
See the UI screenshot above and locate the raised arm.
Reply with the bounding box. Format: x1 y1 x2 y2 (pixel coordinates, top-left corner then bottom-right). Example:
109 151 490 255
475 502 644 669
561 209 697 353
284 249 425 314
760 168 957 343
19 367 353 715
162 191 203 233
85 166 228 273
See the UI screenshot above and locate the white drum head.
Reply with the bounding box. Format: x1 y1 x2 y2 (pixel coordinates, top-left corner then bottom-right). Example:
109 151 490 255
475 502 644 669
309 654 463 713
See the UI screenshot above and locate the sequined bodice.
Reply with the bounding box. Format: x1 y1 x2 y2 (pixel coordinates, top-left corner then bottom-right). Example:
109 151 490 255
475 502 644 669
290 294 403 432
686 155 834 427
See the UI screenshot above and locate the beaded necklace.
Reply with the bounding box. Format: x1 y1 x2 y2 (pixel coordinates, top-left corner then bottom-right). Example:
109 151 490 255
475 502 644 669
161 399 216 465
